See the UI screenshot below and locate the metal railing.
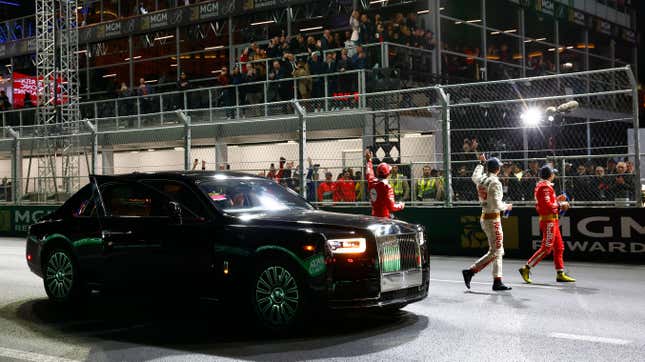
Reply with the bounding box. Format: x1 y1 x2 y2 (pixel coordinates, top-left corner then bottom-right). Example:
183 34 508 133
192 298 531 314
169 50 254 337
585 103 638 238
0 67 639 208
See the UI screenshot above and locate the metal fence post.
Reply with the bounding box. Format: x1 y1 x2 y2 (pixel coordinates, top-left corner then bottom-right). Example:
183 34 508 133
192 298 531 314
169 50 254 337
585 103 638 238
324 74 328 111
264 83 269 117
438 87 452 207
160 95 164 125
83 120 98 175
235 86 241 119
178 110 191 171
294 100 307 198
360 69 367 108
383 42 390 68
208 89 213 123
411 163 417 207
8 127 20 203
626 66 641 207
136 98 141 128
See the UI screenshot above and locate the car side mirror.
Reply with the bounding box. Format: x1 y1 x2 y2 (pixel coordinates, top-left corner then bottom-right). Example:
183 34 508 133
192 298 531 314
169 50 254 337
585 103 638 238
169 201 183 224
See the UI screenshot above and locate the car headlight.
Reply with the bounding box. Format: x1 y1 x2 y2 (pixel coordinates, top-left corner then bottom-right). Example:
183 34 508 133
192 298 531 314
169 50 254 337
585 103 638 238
327 238 366 254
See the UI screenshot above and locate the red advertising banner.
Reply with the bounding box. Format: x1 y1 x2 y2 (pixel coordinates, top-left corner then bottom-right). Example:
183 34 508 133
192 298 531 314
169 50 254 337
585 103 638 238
12 72 38 108
12 72 69 108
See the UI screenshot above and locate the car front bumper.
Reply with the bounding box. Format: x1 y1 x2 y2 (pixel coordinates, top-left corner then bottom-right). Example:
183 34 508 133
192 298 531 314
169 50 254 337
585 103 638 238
326 267 430 309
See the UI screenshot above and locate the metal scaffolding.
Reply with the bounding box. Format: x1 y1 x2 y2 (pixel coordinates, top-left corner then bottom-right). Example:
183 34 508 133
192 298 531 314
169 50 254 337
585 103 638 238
33 0 81 201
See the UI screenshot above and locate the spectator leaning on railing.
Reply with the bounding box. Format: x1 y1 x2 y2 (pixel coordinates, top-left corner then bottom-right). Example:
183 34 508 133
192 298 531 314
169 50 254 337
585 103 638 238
416 165 437 201
293 60 312 100
335 168 356 202
611 162 633 200
389 165 409 201
318 171 336 203
591 166 610 200
305 157 320 202
571 164 590 201
308 51 325 101
242 67 262 114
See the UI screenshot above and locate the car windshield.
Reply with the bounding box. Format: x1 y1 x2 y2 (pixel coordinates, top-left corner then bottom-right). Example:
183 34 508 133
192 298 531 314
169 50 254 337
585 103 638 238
198 177 313 213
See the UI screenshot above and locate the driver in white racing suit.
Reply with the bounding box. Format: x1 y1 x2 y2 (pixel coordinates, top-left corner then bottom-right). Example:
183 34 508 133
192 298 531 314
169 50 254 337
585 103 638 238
462 154 513 291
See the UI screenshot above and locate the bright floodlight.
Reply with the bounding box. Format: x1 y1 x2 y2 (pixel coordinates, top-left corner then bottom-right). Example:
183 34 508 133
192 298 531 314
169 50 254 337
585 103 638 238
521 107 542 127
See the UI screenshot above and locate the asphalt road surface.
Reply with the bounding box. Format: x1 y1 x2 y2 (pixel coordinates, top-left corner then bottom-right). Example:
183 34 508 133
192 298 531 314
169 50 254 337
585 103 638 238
1 237 644 362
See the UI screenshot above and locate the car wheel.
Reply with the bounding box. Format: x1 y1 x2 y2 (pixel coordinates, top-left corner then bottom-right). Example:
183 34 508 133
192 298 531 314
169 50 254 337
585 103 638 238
43 249 84 303
252 261 307 332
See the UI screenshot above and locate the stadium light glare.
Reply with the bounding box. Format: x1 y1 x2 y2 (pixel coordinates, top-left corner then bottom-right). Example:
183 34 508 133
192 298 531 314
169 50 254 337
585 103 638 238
521 108 542 127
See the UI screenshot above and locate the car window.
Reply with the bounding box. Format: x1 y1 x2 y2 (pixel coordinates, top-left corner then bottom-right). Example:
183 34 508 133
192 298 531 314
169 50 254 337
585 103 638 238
101 182 170 217
141 180 207 218
65 183 97 218
198 178 313 213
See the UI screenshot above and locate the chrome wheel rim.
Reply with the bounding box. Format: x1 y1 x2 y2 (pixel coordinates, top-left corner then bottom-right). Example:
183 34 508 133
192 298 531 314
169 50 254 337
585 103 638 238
255 266 299 325
44 252 74 299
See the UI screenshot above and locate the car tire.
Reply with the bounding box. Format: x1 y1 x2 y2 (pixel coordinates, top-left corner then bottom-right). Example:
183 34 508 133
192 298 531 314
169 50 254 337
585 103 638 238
251 259 309 333
43 248 86 304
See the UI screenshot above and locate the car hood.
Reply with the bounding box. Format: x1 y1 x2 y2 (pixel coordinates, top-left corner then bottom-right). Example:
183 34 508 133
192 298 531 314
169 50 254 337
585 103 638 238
228 209 420 236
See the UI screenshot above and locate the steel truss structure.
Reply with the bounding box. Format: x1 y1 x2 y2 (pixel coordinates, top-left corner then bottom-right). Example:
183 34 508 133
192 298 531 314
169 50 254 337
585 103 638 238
33 0 81 201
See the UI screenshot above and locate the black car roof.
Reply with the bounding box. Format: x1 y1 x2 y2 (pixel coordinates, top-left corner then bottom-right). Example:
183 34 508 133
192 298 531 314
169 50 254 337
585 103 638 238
90 171 262 182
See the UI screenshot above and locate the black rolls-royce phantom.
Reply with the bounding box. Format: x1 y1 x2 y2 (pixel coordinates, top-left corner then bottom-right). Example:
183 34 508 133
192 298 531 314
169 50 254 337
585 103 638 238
26 172 429 330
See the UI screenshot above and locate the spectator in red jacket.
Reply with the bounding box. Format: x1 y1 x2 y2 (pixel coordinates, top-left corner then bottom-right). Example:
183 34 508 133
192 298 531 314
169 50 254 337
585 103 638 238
338 168 357 202
317 171 337 203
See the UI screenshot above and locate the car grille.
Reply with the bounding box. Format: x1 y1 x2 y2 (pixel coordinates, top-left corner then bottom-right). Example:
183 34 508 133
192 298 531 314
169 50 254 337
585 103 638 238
377 233 421 272
376 233 423 293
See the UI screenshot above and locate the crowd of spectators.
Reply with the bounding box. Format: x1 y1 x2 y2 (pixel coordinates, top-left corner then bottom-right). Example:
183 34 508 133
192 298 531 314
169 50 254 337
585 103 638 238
254 157 363 204
93 8 439 117
251 155 447 204
450 136 638 202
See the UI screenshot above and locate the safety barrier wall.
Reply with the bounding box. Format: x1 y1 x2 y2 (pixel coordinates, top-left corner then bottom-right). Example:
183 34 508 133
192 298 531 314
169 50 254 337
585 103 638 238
1 204 642 264
322 206 645 264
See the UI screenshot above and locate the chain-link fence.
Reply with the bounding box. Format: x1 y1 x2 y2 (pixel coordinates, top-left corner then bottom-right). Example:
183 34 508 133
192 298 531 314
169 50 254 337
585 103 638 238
0 67 639 207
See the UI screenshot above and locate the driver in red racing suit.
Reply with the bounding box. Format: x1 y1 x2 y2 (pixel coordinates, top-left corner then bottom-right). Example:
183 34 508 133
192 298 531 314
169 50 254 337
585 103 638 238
518 165 576 283
364 149 404 218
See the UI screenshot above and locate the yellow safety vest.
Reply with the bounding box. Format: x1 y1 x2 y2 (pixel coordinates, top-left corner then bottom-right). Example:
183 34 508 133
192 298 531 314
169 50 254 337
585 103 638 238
391 174 405 196
417 178 436 199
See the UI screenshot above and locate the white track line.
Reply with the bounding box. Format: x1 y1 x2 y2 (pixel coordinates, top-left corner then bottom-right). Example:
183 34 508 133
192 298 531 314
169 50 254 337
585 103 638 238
550 333 631 345
0 346 80 362
430 278 567 290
